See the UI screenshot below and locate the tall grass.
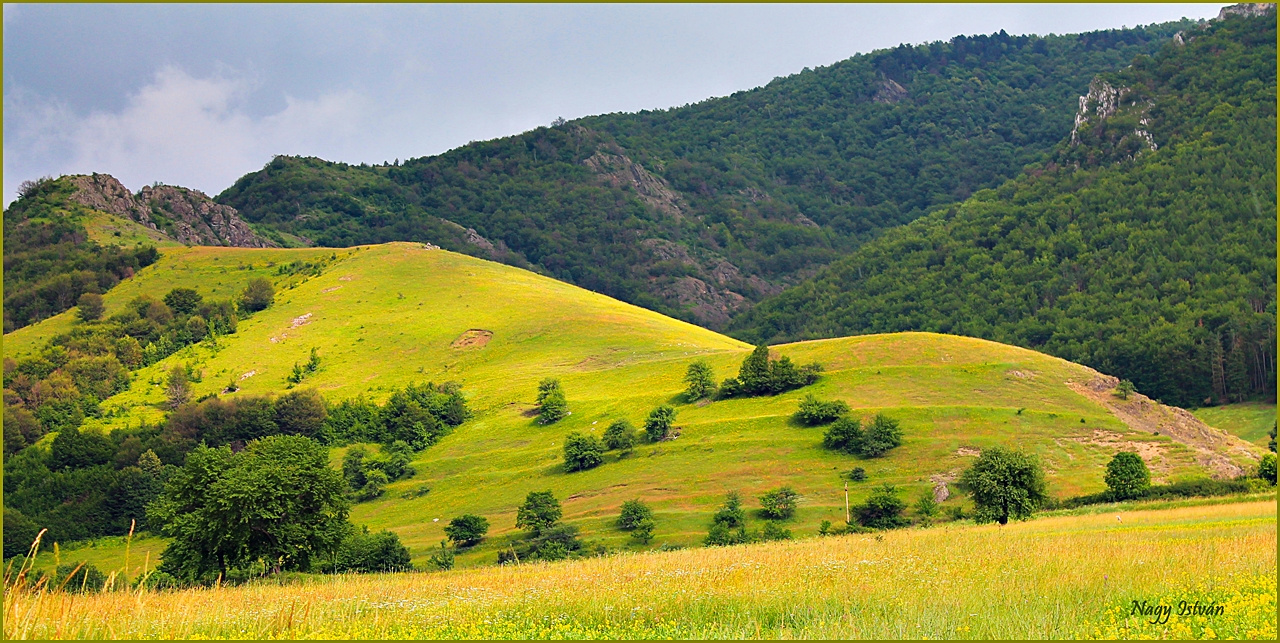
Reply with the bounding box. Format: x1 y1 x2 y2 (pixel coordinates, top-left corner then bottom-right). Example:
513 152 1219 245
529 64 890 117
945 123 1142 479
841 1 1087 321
5 501 1274 639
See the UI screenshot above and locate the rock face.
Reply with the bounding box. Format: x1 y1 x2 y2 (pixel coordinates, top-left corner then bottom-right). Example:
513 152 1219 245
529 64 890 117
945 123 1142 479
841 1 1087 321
1068 78 1157 160
872 78 909 104
1218 3 1275 20
584 149 685 219
66 174 274 247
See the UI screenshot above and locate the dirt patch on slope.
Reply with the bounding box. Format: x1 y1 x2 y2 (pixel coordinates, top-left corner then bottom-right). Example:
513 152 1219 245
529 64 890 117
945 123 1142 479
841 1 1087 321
451 329 493 349
270 313 314 344
1067 429 1173 478
1068 373 1261 478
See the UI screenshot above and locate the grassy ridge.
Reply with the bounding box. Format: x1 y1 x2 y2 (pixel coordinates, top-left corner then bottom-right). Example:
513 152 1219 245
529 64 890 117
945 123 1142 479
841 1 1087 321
6 500 1275 639
6 242 1261 574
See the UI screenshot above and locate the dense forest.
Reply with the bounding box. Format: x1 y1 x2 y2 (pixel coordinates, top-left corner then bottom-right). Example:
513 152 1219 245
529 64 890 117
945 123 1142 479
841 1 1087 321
732 11 1277 408
217 21 1191 327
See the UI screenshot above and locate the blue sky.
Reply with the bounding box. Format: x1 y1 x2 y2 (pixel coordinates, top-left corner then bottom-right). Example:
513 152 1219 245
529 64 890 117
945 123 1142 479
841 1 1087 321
3 3 1229 203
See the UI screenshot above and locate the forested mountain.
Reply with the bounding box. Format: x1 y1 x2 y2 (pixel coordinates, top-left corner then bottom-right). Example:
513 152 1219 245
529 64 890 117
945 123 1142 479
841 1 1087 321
216 21 1192 327
732 9 1277 408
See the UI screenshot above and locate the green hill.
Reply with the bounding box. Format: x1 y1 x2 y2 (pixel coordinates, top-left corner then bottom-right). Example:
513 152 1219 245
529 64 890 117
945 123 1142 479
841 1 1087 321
5 242 1262 570
215 22 1191 328
732 9 1277 409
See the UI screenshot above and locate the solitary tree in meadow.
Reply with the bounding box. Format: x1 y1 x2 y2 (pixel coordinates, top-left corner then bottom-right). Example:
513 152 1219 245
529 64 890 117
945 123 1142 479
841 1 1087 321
683 360 717 401
516 490 562 535
536 378 568 424
960 447 1048 525
1104 451 1150 500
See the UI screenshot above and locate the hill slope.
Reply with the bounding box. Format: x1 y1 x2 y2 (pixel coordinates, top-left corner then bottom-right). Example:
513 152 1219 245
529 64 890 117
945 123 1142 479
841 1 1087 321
215 21 1192 327
732 8 1277 409
5 243 1262 569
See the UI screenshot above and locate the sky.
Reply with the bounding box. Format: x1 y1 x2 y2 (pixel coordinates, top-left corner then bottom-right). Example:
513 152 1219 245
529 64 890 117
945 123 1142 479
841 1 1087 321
3 3 1230 205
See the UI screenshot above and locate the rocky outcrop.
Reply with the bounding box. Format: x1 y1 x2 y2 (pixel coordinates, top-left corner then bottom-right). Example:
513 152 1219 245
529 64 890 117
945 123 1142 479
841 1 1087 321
584 149 685 219
662 276 748 327
872 78 908 104
1218 3 1275 20
1068 79 1157 159
65 173 274 247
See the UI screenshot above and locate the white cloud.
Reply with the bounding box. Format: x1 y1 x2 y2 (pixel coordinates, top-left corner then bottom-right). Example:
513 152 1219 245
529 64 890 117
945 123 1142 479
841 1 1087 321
4 66 369 203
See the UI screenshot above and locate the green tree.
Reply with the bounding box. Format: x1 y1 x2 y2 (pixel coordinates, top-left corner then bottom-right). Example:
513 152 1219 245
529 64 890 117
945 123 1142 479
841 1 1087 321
1114 380 1136 400
76 292 104 322
328 527 412 573
429 541 455 571
914 491 939 526
860 414 903 457
1104 451 1151 500
602 419 638 453
274 388 328 438
759 486 800 520
1259 453 1277 486
711 492 746 528
239 278 275 313
163 288 203 315
147 435 350 582
960 447 1048 525
516 490 562 535
855 483 910 529
683 360 717 401
355 468 388 501
444 514 490 547
737 344 773 394
630 518 655 545
1269 422 1276 453
536 378 568 425
562 431 605 472
643 405 677 442
50 426 115 470
822 417 863 455
617 499 654 530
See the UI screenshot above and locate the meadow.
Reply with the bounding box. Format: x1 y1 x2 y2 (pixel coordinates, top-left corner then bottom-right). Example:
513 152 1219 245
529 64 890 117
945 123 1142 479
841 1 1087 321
7 243 1265 572
1192 402 1277 450
5 499 1275 639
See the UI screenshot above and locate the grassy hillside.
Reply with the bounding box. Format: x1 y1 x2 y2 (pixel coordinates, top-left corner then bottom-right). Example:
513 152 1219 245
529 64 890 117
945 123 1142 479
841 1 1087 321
6 242 1262 572
8 499 1276 639
1193 402 1277 449
733 10 1277 409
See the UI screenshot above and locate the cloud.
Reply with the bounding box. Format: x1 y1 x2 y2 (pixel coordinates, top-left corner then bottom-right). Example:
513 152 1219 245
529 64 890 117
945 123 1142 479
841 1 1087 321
4 66 368 203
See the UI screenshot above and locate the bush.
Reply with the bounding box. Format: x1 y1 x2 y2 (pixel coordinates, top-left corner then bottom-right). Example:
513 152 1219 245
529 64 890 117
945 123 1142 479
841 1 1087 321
329 528 412 573
602 419 637 453
516 490 562 535
239 278 275 313
761 521 792 541
137 570 180 591
860 414 903 457
562 432 605 472
794 394 849 426
630 518 655 545
56 563 107 593
163 288 203 315
823 417 863 454
354 468 388 502
76 292 104 322
643 405 676 442
1259 453 1277 485
617 499 654 530
444 514 490 547
914 491 939 526
274 389 328 438
704 521 749 546
711 492 746 528
960 447 1048 525
759 486 800 520
535 379 568 425
848 467 867 482
1104 451 1151 500
855 484 910 530
428 541 455 571
720 345 823 398
683 360 717 401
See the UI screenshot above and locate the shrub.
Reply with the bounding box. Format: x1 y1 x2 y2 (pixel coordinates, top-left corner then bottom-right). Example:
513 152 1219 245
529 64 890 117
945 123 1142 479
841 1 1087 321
444 514 490 547
823 417 863 454
56 563 108 593
759 486 800 520
165 365 191 410
274 389 327 438
1114 379 1136 400
562 432 605 472
855 484 910 530
960 446 1048 525
428 541 455 571
644 405 677 442
602 419 637 453
761 521 792 541
535 378 568 425
354 468 388 501
1259 453 1277 485
630 518 655 545
712 492 746 528
704 522 749 546
516 490 562 535
860 414 903 457
721 345 823 398
1104 451 1151 500
239 278 274 313
818 519 833 535
76 292 104 322
848 467 867 482
914 491 939 526
683 360 717 401
137 570 180 591
163 288 203 315
617 499 654 530
329 528 412 573
794 394 849 426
